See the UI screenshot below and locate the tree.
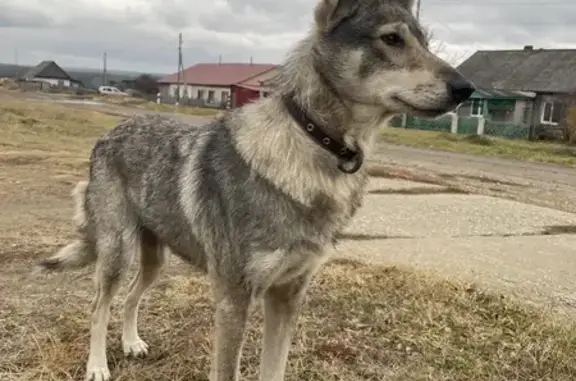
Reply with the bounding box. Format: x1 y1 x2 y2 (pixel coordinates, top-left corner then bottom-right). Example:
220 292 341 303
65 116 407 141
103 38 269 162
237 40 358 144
426 29 471 67
133 74 159 95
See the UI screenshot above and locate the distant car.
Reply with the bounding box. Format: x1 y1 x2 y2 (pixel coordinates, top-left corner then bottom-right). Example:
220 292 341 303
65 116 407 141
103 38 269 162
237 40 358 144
98 86 128 96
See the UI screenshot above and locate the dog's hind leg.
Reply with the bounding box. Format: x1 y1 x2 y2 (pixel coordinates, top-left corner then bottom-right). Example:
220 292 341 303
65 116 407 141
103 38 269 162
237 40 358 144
122 228 166 358
259 274 312 381
86 222 138 381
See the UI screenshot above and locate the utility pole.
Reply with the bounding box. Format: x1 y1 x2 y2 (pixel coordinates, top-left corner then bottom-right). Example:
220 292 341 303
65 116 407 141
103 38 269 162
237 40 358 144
14 48 20 77
102 52 107 86
176 32 185 105
416 0 421 20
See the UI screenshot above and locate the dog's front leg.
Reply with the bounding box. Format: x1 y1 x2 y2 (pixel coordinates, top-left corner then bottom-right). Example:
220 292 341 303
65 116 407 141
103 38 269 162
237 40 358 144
210 290 251 381
260 274 311 381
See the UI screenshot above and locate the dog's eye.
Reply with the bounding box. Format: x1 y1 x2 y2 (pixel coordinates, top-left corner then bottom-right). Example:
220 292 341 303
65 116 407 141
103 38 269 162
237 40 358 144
381 33 403 47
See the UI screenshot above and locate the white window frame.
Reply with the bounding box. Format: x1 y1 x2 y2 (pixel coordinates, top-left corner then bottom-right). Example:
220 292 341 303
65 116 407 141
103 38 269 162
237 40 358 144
470 99 484 117
221 91 229 103
540 101 559 125
207 90 215 103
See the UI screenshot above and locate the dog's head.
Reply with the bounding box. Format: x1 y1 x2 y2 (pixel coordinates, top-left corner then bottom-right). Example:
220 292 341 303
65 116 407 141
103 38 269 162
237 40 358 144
313 0 474 117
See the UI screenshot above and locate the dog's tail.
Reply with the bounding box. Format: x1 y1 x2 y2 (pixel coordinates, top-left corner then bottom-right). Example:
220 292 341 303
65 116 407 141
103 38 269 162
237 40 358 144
37 181 97 272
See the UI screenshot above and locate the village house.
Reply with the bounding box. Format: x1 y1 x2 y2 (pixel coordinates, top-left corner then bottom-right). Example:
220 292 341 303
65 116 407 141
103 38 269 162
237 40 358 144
157 63 278 108
20 60 81 88
456 46 576 138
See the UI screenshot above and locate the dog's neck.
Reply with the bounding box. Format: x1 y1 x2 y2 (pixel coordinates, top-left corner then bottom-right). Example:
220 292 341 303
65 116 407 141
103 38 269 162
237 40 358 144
275 35 390 157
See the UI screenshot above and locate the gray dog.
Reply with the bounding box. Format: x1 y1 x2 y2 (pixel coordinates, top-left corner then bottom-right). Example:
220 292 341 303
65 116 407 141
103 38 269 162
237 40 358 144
38 0 474 380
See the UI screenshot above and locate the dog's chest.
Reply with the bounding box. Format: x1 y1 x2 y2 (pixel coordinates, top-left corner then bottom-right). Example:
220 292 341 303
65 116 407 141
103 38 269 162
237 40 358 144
307 179 366 238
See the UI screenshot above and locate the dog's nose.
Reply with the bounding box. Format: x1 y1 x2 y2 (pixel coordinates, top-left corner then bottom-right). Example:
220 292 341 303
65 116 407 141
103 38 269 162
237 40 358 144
447 77 475 104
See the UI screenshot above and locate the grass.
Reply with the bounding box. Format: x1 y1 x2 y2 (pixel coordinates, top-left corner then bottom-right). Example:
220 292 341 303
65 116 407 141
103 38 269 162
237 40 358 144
381 127 576 167
4 259 576 381
0 99 118 154
2 98 576 380
93 95 222 117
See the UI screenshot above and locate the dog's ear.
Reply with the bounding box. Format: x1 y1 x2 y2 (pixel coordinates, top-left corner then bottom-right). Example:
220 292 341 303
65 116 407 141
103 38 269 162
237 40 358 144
314 0 358 32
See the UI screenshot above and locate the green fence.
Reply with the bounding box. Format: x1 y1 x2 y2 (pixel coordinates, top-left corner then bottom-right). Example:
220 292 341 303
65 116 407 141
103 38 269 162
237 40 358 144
392 114 530 141
484 121 529 139
457 117 478 134
405 114 452 132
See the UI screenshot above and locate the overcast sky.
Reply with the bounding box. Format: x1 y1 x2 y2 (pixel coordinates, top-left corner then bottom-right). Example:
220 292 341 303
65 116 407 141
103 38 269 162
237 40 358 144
1 0 574 75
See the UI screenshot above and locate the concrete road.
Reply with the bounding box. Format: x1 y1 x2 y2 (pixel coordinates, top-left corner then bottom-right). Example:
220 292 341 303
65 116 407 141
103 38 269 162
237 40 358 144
335 177 576 314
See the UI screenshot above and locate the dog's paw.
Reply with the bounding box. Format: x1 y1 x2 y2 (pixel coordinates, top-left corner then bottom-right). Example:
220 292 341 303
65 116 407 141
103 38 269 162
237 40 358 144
123 338 149 358
85 366 111 381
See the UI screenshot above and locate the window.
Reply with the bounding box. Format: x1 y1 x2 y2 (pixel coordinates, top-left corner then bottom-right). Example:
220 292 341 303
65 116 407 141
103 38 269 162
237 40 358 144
208 90 215 103
541 101 563 125
197 89 205 100
221 91 229 104
470 99 484 117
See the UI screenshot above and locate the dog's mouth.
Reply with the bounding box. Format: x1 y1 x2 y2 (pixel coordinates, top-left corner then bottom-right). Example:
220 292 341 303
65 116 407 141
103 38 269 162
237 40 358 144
392 97 453 118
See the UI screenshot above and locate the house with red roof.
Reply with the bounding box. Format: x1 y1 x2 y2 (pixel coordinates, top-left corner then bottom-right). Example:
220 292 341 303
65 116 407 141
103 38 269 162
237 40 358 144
157 62 278 108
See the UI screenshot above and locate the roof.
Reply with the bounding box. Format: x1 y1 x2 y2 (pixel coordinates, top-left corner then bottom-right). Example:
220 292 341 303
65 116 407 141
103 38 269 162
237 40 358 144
470 88 536 100
457 48 576 93
21 60 73 81
232 83 260 91
158 63 277 86
260 73 281 88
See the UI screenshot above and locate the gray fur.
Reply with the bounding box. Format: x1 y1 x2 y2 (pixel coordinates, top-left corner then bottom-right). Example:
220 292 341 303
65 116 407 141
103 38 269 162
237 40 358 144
37 1 473 380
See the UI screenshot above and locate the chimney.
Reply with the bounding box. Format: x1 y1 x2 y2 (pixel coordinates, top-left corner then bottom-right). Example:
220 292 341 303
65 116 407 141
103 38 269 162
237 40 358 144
523 45 534 51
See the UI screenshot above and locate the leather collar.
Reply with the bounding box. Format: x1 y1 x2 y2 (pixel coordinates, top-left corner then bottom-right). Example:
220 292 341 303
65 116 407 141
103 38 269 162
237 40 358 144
282 93 363 174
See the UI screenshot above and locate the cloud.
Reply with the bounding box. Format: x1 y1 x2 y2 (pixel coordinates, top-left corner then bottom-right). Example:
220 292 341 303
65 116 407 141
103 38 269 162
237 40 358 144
420 0 576 61
0 5 53 28
0 0 574 74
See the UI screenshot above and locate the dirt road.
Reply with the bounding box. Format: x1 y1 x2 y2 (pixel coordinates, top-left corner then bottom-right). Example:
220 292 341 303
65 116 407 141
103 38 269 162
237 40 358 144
373 143 576 214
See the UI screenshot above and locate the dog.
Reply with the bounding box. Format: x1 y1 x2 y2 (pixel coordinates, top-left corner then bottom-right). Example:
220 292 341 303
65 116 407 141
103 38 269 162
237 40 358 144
37 0 474 380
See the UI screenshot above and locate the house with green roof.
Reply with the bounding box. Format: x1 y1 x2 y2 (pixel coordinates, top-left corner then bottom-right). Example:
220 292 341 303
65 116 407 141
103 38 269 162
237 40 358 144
457 46 576 139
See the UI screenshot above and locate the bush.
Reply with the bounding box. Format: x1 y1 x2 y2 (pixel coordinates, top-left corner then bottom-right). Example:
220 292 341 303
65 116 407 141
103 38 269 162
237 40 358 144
566 106 576 144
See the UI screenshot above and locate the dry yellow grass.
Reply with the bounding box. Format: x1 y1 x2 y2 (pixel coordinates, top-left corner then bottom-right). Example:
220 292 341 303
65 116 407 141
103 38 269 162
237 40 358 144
3 259 576 381
94 95 222 117
0 98 118 153
1 98 576 381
